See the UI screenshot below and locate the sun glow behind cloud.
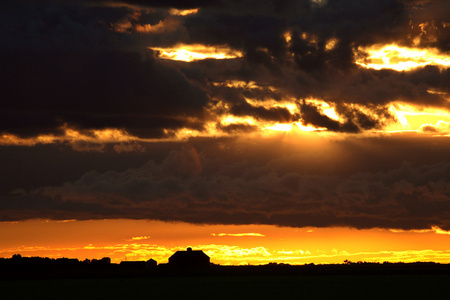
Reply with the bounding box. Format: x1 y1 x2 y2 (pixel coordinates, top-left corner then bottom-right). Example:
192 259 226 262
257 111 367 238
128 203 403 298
356 44 450 71
387 103 450 133
1 72 448 149
4 102 450 149
264 122 321 132
151 44 243 61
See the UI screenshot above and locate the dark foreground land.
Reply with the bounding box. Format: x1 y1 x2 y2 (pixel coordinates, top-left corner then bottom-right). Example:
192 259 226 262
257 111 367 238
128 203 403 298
1 273 449 300
1 263 450 299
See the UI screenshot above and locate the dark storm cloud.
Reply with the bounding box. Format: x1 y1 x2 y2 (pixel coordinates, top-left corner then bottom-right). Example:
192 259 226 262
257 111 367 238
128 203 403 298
299 101 360 132
1 50 208 138
183 0 406 67
404 0 450 51
231 103 295 123
183 0 447 61
0 1 136 52
91 0 217 9
0 1 208 138
2 139 450 230
176 0 449 131
307 67 450 110
210 82 296 123
1 0 449 137
1 0 448 124
0 142 176 195
407 66 450 94
216 123 259 133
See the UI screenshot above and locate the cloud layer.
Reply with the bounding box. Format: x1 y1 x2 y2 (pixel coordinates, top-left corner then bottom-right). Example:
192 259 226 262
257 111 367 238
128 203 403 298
1 0 449 137
2 134 450 231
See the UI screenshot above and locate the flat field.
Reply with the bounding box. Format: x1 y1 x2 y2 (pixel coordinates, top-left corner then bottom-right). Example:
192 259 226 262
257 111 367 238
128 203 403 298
1 274 449 300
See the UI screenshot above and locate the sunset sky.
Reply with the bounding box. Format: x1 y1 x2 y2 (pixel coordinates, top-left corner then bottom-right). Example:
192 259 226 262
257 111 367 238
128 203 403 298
1 0 450 265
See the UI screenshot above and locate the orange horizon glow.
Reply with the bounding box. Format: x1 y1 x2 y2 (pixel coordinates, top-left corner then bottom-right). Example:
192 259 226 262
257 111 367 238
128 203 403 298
1 219 450 265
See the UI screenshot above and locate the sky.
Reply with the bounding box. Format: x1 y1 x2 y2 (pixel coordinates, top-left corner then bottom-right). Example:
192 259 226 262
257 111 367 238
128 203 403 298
1 0 450 265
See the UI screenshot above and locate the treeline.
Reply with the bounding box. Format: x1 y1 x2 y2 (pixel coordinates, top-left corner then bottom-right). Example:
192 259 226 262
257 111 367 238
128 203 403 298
0 254 155 280
0 254 113 270
2 254 450 279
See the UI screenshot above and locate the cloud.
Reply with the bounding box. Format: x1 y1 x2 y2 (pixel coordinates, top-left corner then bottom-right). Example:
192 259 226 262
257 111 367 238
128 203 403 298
211 233 265 237
420 121 450 133
299 101 359 132
96 0 217 9
1 50 208 138
0 1 209 138
182 0 449 119
1 0 449 140
2 136 450 231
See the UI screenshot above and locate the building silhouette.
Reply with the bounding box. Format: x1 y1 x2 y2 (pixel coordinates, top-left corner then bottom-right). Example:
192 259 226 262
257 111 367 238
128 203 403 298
145 258 157 269
168 247 210 269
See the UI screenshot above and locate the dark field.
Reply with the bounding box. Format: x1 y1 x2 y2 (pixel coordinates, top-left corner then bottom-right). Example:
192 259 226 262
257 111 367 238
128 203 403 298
1 274 449 300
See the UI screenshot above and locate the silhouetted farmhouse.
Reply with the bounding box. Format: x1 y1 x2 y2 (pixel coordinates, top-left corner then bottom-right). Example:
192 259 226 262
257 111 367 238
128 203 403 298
146 258 157 269
168 247 210 269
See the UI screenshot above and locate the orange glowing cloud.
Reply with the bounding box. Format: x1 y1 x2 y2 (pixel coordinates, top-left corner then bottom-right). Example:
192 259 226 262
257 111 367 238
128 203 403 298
151 44 243 61
356 44 450 71
127 236 151 241
0 127 146 150
211 233 265 237
387 103 450 133
390 226 450 235
169 8 199 16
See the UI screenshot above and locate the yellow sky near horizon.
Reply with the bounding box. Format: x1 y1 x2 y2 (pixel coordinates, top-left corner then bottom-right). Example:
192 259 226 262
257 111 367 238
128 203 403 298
2 219 450 265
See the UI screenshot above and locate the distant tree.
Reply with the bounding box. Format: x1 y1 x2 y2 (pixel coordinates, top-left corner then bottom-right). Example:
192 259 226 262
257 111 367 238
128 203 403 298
12 254 22 260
